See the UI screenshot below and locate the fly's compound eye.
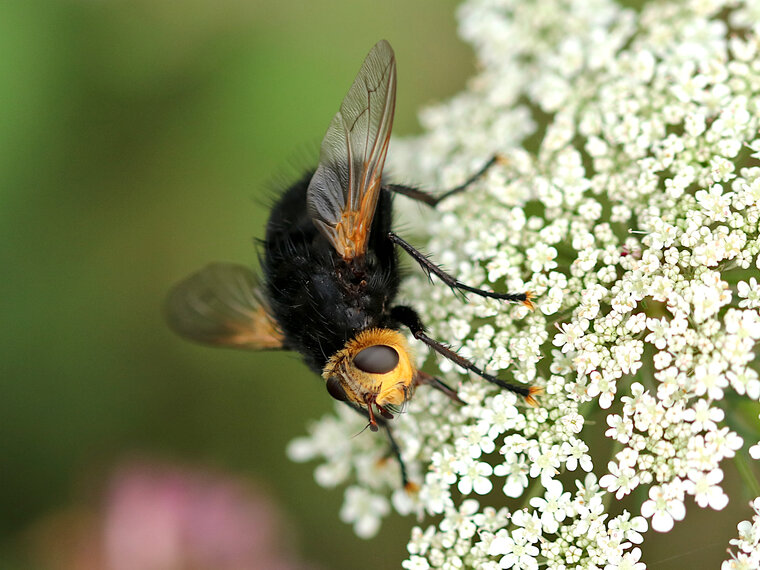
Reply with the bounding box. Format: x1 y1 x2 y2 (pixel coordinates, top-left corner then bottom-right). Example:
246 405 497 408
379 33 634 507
354 345 399 374
325 376 348 401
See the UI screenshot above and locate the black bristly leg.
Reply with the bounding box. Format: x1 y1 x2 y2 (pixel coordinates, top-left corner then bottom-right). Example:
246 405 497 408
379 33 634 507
415 370 464 404
391 305 536 402
387 232 532 305
385 155 533 306
343 400 414 489
384 424 416 491
385 156 500 208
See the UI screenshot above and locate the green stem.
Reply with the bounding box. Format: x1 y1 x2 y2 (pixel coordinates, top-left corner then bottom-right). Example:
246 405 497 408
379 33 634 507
517 478 549 512
734 451 760 500
601 440 625 512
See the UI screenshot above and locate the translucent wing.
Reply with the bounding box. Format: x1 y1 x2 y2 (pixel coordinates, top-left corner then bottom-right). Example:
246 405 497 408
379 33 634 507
165 262 283 350
306 40 397 261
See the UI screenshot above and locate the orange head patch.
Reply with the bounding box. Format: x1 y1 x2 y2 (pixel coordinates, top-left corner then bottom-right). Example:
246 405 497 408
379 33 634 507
322 328 416 430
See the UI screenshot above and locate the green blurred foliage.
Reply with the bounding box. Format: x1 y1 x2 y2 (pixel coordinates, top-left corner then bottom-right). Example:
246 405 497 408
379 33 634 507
0 0 468 567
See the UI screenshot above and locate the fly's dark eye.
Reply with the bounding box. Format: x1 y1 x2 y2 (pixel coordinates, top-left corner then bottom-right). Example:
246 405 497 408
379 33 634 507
326 376 348 401
354 345 399 374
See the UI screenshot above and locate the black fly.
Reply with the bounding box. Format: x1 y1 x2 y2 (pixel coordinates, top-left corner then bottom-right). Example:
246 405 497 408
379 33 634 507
166 40 538 488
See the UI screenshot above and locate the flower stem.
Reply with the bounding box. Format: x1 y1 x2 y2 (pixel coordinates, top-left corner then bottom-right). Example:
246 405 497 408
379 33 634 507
734 452 760 500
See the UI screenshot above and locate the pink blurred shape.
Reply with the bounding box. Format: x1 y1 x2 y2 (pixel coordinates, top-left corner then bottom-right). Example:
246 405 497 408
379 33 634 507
31 460 313 570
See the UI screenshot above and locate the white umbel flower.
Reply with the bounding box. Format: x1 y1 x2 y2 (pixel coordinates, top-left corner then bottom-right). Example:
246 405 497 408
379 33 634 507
289 0 760 565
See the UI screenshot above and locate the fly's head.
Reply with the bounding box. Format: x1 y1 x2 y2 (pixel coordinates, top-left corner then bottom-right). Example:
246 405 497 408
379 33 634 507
322 328 416 431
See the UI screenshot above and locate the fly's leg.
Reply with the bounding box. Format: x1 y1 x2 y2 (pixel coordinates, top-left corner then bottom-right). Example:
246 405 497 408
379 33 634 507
385 156 532 305
388 232 533 306
343 401 416 490
391 305 540 404
415 370 463 404
386 156 501 207
384 424 417 491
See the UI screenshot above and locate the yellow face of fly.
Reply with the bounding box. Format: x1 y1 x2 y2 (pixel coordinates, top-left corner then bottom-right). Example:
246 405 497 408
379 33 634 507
322 329 416 414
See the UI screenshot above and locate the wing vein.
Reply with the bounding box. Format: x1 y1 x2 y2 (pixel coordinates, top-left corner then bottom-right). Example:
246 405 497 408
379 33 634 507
306 40 397 261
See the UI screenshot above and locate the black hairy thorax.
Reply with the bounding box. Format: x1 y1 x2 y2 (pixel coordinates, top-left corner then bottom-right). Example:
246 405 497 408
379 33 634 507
262 177 400 373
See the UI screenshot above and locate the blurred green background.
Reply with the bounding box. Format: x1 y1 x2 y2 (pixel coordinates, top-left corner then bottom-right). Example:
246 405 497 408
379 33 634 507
1 0 470 567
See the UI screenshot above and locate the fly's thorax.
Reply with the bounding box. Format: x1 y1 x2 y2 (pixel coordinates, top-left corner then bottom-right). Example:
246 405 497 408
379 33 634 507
322 328 415 409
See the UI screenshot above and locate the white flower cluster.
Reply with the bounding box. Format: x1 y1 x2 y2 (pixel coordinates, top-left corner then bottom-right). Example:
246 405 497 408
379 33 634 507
724 498 760 569
403 475 648 570
288 0 760 567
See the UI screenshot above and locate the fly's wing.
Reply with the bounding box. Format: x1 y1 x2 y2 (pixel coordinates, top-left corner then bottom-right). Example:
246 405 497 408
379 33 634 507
306 40 396 261
166 262 283 350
